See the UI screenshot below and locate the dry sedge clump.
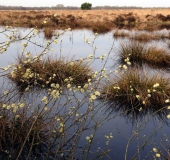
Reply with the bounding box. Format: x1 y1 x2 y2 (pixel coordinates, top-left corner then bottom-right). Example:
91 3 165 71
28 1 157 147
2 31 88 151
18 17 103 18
117 41 146 66
118 41 170 69
0 110 55 159
44 27 54 39
144 47 170 68
100 69 170 120
92 21 112 34
9 56 92 90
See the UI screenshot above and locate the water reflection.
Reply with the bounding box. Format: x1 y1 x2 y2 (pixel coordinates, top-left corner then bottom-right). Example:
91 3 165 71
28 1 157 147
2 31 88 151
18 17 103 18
104 100 170 123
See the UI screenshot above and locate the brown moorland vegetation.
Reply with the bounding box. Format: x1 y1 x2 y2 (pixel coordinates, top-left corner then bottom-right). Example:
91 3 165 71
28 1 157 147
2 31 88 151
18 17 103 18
99 69 170 120
0 9 170 33
9 56 92 90
117 41 170 69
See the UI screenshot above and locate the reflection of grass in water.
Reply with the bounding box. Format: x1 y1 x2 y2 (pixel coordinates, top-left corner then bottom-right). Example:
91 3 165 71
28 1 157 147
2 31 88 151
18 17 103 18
100 69 170 121
131 33 158 42
130 32 170 42
113 30 170 42
113 30 130 39
9 56 92 90
118 41 170 69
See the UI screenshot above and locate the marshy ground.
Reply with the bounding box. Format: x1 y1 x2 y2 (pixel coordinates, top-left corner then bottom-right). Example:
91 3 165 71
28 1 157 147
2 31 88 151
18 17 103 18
1 9 170 33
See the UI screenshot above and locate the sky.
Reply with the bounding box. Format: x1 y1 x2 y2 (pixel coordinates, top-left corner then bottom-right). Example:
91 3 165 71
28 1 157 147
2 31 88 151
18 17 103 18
0 0 170 8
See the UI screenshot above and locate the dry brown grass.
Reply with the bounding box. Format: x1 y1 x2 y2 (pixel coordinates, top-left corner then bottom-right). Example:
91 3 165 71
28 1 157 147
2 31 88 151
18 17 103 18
100 69 170 120
117 41 170 69
144 47 170 68
44 27 54 39
9 56 92 90
1 9 170 32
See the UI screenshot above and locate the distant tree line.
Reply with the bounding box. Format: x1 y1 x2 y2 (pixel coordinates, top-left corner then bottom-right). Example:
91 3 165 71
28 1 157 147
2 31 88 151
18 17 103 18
0 5 79 10
0 5 169 10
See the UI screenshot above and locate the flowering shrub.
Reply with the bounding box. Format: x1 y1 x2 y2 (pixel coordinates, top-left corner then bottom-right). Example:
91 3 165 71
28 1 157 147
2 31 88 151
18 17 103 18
0 24 170 159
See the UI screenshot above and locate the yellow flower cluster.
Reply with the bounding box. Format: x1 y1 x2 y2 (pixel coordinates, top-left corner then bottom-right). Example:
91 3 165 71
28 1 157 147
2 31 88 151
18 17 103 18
105 133 113 145
48 89 61 99
41 96 48 104
86 134 94 143
2 102 25 113
153 148 160 157
22 68 34 79
124 57 131 66
89 91 101 102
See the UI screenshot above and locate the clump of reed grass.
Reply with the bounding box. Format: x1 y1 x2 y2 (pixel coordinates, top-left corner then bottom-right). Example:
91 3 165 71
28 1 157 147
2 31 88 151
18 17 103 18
144 47 170 68
92 21 112 34
0 109 55 159
44 27 54 39
117 41 146 66
117 41 170 69
9 56 92 90
113 30 130 39
100 69 170 120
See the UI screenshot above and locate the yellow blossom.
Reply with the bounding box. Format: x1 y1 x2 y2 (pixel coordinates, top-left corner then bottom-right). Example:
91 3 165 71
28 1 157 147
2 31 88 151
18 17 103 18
43 20 47 24
167 114 170 118
153 83 160 88
156 153 160 157
136 95 140 99
67 84 71 88
153 148 158 152
85 37 88 43
90 95 97 101
167 106 170 109
165 99 170 103
94 91 100 96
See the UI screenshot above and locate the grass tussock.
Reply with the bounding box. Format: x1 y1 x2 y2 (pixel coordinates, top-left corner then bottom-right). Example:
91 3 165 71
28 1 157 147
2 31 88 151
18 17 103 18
118 41 146 66
118 41 170 69
91 21 112 33
0 109 55 159
44 27 54 39
100 69 170 120
9 56 92 90
144 47 170 68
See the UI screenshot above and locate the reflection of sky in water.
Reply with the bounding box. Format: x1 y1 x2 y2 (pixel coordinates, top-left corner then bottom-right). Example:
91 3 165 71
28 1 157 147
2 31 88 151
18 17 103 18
0 26 170 159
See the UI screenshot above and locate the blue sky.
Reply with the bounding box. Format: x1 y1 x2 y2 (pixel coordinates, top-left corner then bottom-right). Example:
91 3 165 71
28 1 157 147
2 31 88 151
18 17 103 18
1 0 170 7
